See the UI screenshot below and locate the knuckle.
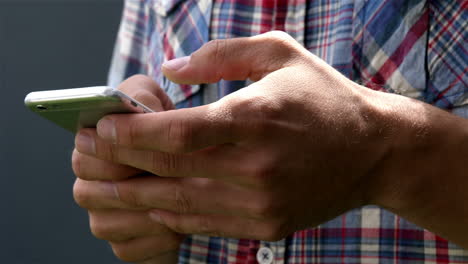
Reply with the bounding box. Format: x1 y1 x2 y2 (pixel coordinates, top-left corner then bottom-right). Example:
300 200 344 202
166 119 192 153
246 160 277 189
260 31 302 63
111 243 139 263
108 116 143 149
200 39 218 56
173 184 192 214
165 215 223 238
125 74 150 84
196 217 218 236
131 89 153 107
171 217 215 237
192 39 227 82
115 182 143 208
248 195 281 219
166 218 186 234
129 74 155 88
152 152 180 176
120 74 156 94
71 150 81 178
206 38 226 51
263 30 296 44
102 143 121 163
71 151 100 181
263 31 297 51
126 118 140 147
73 180 91 208
211 39 226 78
260 219 290 242
202 39 226 63
251 96 282 121
89 216 111 240
92 225 128 242
229 94 282 129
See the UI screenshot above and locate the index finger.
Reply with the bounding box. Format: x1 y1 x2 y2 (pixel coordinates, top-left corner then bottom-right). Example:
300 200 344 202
96 101 241 153
117 74 175 112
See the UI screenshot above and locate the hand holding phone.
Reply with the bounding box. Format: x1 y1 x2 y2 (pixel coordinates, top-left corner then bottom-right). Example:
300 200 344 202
24 86 153 133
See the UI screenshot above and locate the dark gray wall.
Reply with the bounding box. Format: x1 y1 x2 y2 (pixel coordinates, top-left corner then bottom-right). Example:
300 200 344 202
0 0 127 263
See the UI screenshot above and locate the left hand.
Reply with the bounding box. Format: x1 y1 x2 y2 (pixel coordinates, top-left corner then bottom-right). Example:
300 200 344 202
73 75 184 263
74 31 396 241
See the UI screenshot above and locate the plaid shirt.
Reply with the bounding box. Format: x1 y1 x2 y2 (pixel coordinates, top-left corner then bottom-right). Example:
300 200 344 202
109 0 468 263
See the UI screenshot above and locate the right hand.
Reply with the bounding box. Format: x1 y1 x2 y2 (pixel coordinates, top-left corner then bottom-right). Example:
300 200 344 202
72 75 183 263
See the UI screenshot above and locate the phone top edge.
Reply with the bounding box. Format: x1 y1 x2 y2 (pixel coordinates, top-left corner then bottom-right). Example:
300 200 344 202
24 86 114 104
113 90 155 113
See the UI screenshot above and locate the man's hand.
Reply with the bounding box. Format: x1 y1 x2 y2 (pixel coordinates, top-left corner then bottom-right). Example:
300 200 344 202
73 75 184 263
74 31 468 248
74 32 390 240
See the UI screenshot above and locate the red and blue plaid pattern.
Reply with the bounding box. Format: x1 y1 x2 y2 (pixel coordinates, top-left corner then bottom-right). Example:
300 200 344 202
109 0 468 263
428 0 467 111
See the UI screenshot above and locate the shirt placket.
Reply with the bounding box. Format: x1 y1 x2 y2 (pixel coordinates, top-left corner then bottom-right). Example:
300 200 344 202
257 240 287 264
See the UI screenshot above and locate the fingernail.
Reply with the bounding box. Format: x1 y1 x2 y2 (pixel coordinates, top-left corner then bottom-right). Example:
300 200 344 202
149 210 164 224
97 118 117 143
162 56 190 71
99 181 120 200
76 132 96 155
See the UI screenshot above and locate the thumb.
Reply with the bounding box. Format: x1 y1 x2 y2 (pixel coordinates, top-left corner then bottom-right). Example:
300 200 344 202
162 31 303 85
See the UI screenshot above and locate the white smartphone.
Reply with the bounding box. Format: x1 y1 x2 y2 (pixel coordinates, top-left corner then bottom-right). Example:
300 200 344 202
24 86 154 133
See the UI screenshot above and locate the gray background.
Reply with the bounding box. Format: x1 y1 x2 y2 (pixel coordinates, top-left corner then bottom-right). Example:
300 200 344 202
0 0 127 263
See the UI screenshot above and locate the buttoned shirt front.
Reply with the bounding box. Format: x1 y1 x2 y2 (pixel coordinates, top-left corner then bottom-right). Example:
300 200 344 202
109 0 468 263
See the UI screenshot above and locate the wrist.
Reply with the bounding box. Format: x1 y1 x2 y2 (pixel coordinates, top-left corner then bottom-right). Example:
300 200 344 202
364 90 468 215
363 91 429 210
363 91 468 247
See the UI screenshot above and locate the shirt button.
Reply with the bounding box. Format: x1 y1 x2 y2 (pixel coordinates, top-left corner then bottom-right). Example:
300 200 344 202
256 247 274 264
